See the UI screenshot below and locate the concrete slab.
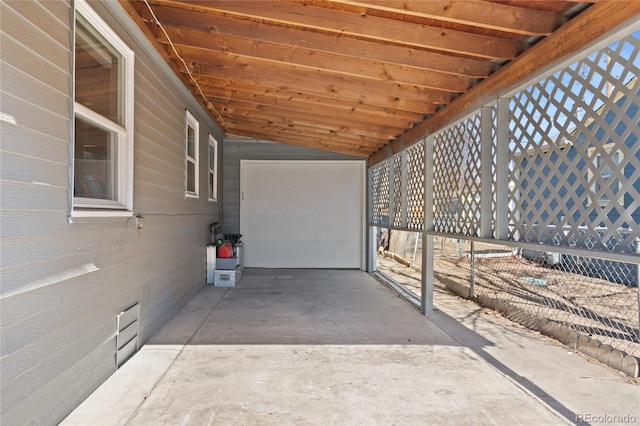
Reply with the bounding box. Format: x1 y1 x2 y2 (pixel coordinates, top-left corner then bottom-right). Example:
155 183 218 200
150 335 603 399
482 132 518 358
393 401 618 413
376 257 640 423
62 267 639 426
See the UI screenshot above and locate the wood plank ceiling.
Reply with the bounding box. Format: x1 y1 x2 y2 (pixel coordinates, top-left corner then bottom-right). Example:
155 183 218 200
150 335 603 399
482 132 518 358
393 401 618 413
121 0 620 158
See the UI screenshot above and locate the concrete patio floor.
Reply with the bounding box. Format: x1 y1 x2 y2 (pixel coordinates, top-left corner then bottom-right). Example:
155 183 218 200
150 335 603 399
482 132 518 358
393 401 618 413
62 267 639 425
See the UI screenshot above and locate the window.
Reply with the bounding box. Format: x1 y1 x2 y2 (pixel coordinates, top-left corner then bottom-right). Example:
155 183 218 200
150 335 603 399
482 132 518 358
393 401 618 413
185 110 199 198
208 134 218 202
73 0 134 213
588 143 624 207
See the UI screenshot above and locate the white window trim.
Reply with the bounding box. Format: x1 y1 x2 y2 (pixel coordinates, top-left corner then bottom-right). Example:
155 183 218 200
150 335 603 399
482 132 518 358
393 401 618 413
208 134 218 202
72 0 134 215
185 110 199 199
587 143 624 207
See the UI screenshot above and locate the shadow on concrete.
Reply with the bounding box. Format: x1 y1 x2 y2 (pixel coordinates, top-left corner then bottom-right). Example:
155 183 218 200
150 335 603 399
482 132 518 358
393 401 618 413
144 267 580 424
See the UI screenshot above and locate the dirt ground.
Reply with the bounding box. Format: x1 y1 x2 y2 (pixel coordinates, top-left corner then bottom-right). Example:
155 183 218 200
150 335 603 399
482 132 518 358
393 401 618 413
381 236 640 358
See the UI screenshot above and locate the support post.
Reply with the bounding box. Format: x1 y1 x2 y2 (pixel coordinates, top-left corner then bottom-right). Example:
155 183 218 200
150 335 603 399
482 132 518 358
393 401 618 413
367 226 376 273
366 167 375 273
469 241 475 299
495 99 510 240
388 156 396 228
422 136 435 315
636 238 640 341
422 233 434 315
400 150 409 228
480 106 493 238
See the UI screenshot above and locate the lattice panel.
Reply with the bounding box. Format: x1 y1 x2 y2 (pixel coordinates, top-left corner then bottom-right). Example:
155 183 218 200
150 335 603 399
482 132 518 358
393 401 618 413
392 154 403 228
508 30 640 253
490 104 499 237
433 114 483 236
370 160 390 226
406 142 426 230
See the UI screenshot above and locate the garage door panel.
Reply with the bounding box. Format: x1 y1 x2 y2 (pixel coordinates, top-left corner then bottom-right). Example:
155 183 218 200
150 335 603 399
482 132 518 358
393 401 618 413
243 213 361 242
244 241 361 268
243 188 327 215
244 187 360 215
241 160 364 269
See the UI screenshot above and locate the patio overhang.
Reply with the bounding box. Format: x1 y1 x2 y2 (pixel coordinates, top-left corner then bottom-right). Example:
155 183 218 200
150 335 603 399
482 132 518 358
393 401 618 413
118 1 640 160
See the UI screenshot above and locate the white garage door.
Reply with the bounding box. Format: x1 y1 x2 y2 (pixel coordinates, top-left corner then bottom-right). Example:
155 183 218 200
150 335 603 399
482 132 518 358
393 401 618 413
241 160 365 268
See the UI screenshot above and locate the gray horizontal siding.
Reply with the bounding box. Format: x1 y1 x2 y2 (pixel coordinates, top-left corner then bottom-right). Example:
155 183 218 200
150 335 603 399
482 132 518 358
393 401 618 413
222 139 364 234
1 33 70 93
0 1 222 424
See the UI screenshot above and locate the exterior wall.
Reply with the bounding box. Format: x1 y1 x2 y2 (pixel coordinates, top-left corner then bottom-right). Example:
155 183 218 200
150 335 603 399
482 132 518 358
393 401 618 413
0 2 222 424
222 138 363 234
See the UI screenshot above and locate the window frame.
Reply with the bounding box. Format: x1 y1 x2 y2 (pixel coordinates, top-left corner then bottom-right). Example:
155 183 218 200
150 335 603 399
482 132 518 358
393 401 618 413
185 110 200 199
72 0 134 215
208 134 218 202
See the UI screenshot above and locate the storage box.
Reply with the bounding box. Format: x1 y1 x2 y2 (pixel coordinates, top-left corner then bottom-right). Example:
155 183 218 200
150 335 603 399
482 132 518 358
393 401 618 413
216 256 238 270
214 267 241 287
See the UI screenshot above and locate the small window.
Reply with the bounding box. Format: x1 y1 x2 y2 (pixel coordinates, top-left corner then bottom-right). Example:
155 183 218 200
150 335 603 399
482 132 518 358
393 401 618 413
208 134 218 202
588 143 624 207
185 110 199 198
73 0 134 213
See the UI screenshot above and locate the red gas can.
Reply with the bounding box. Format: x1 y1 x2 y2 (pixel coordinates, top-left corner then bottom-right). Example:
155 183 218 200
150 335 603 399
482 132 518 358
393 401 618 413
218 243 234 258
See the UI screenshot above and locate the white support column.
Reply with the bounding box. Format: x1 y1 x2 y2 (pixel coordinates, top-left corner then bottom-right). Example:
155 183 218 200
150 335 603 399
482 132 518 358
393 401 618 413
422 136 435 315
366 167 376 272
368 226 376 273
422 234 434 315
388 157 396 228
400 150 409 229
495 98 510 240
480 106 493 238
424 136 434 231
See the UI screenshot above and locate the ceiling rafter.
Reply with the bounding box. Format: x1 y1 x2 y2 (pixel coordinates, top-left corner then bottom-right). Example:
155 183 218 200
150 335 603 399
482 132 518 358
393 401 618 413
198 81 429 122
149 0 524 60
167 34 470 92
296 0 564 37
119 0 632 158
135 3 494 78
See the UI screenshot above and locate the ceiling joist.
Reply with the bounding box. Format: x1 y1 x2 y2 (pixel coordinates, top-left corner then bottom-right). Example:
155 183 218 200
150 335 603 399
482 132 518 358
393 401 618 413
120 0 635 158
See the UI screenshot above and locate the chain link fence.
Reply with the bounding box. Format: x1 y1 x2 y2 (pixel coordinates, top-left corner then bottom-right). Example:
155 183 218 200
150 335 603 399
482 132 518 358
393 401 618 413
380 230 640 359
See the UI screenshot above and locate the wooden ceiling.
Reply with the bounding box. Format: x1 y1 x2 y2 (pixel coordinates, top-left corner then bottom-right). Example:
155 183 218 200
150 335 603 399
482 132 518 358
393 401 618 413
120 1 638 158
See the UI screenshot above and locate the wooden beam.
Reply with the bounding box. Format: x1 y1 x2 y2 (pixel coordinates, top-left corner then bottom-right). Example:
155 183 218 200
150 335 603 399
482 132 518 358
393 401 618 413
152 0 523 60
227 128 373 157
220 113 397 141
137 3 492 78
167 30 470 92
194 74 442 115
368 1 640 165
211 98 412 135
180 56 451 104
217 107 401 140
301 0 564 36
198 79 430 122
223 119 389 148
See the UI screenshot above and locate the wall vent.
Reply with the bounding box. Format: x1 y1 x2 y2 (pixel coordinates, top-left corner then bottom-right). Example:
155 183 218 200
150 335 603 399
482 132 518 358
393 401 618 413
116 303 140 368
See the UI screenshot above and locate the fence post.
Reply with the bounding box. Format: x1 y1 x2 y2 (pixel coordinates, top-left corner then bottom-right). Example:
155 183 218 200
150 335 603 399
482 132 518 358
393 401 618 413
470 241 475 299
422 136 435 316
422 233 434 315
636 237 640 340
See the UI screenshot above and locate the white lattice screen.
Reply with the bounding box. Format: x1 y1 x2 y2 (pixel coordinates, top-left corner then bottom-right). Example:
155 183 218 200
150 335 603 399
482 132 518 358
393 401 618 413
406 142 426 230
392 154 403 228
370 160 390 227
432 113 483 236
369 28 640 257
369 26 640 364
508 30 640 253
